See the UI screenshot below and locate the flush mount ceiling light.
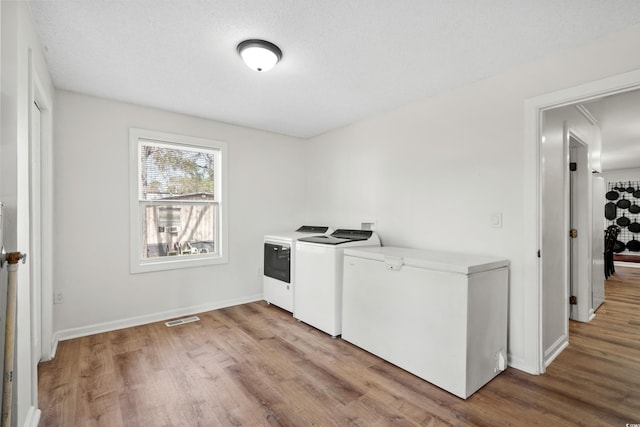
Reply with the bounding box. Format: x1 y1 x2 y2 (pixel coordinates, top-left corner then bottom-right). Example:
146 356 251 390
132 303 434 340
237 39 282 72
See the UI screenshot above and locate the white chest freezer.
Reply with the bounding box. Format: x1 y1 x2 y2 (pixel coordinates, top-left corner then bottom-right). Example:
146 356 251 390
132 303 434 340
342 246 509 399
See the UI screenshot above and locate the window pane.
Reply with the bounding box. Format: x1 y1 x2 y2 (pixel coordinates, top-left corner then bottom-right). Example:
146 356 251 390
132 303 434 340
139 143 215 201
157 206 181 227
142 203 216 258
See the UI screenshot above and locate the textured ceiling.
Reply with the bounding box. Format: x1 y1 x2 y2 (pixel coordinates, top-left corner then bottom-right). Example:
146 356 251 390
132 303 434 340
28 0 640 138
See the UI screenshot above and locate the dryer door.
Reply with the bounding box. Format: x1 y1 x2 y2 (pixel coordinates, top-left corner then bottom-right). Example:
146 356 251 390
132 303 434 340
264 242 291 283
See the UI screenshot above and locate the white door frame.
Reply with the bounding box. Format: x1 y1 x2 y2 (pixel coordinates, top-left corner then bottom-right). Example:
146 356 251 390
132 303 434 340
30 63 54 362
29 100 42 408
524 68 640 374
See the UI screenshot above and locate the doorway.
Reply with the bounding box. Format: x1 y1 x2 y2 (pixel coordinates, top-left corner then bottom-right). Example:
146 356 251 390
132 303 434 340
525 68 640 373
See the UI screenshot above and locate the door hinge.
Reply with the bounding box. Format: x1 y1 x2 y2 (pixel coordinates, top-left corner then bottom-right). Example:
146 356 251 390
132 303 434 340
569 162 577 171
569 295 577 305
569 229 578 238
537 249 541 258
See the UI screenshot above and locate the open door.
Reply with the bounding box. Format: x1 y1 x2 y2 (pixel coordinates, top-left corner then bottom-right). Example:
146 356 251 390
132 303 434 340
568 134 591 322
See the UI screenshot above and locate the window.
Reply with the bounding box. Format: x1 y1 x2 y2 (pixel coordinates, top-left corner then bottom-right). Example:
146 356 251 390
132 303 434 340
129 128 228 273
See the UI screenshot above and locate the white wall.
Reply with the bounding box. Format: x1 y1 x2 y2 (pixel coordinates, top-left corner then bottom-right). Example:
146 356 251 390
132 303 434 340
52 91 306 338
1 1 54 426
592 176 606 309
600 168 640 184
303 24 640 373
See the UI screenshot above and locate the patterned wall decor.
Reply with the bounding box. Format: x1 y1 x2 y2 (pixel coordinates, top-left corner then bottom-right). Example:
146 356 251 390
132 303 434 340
605 181 640 252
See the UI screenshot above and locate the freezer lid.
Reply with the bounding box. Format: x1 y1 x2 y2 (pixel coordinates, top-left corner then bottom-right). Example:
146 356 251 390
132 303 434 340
343 246 509 275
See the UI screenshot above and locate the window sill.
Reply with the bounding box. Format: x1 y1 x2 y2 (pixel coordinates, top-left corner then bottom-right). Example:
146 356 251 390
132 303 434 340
130 253 228 274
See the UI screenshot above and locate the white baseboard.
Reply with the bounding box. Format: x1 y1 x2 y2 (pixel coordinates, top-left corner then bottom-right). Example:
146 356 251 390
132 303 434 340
23 406 41 427
505 335 569 375
507 353 541 375
51 294 264 348
544 334 569 368
47 336 60 360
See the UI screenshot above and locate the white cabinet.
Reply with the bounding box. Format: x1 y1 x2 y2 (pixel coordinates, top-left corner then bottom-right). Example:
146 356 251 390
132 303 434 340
342 246 509 399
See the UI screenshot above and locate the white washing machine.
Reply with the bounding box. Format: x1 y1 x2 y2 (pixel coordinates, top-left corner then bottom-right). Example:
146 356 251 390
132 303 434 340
294 229 381 337
263 226 332 312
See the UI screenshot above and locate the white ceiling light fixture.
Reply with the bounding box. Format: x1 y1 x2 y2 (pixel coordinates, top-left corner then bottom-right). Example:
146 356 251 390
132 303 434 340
237 39 282 72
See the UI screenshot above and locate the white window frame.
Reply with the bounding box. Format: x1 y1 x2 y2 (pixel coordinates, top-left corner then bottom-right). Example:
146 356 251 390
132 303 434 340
129 128 228 273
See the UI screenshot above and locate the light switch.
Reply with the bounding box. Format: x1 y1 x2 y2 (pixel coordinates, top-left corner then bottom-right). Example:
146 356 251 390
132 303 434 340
361 221 376 231
491 213 503 228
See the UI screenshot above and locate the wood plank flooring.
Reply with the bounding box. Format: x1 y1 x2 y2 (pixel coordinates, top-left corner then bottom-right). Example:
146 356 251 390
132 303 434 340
39 269 640 426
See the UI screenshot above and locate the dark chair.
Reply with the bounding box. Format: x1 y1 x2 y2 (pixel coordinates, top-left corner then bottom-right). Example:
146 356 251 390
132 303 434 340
604 228 612 279
604 225 620 278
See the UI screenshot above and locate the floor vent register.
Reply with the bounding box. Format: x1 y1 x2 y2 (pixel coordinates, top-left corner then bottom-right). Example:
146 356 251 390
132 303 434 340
165 316 200 327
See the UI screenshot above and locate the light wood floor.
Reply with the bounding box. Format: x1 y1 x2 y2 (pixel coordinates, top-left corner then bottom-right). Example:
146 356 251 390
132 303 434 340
39 268 640 426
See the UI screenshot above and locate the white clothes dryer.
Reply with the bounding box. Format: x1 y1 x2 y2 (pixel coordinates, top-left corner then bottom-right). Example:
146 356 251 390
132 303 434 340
263 225 332 312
